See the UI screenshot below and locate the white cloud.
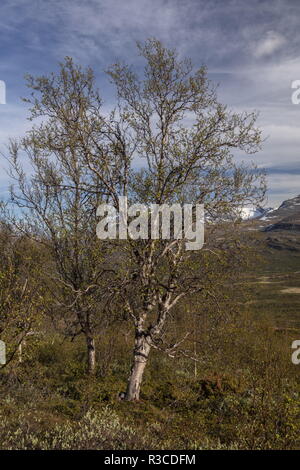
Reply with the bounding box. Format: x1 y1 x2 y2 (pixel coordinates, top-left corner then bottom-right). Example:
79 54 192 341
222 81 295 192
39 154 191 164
266 173 300 206
251 30 286 58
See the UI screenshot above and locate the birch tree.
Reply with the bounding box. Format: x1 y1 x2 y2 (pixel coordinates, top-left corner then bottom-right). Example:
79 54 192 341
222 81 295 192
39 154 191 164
5 60 113 374
79 39 266 400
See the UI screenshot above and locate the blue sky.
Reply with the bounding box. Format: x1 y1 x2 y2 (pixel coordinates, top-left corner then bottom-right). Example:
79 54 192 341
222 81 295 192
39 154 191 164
0 0 300 207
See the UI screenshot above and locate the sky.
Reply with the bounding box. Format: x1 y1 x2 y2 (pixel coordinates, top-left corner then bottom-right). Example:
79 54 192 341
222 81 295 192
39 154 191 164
0 0 300 207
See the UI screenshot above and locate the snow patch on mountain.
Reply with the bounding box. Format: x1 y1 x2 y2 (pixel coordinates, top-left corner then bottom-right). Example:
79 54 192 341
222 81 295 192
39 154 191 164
239 206 274 220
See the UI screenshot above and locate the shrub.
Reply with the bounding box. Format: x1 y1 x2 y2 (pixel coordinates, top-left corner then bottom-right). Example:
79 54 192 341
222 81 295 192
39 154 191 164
0 407 152 450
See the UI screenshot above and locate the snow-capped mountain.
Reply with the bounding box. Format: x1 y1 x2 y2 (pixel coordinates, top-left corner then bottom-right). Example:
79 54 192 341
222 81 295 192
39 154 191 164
239 206 274 220
261 194 300 232
259 195 300 252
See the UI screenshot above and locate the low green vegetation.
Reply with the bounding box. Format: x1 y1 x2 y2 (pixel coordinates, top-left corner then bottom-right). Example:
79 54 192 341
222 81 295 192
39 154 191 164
0 262 299 450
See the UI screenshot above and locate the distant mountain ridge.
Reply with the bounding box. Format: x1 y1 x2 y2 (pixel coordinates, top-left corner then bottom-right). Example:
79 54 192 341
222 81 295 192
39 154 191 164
262 195 300 232
256 195 300 252
240 206 274 220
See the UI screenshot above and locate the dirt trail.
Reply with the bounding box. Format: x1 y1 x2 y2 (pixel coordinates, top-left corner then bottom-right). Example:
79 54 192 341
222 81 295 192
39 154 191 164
280 287 300 294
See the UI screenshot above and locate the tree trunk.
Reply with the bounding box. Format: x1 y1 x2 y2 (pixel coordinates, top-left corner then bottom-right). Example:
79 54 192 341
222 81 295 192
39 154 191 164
18 341 23 363
86 335 96 375
125 333 151 401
